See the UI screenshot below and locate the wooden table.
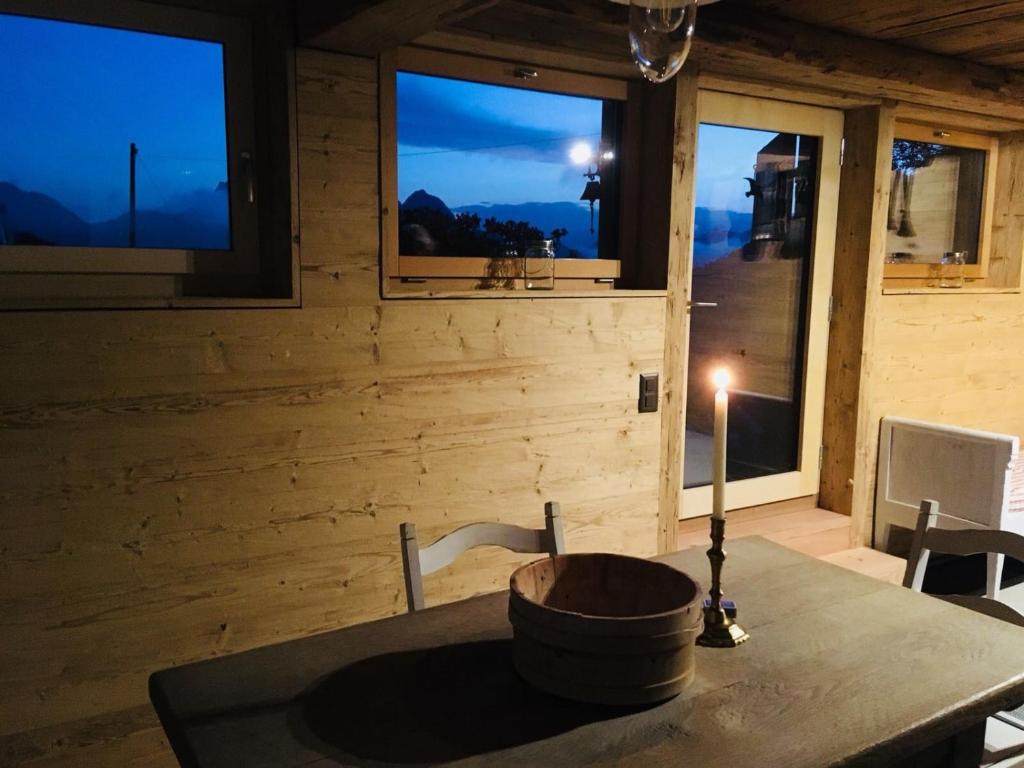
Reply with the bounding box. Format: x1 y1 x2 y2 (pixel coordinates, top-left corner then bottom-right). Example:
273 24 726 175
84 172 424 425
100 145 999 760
150 537 1024 767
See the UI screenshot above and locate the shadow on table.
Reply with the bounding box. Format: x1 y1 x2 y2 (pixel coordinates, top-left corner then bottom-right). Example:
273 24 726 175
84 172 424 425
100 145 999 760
287 639 652 764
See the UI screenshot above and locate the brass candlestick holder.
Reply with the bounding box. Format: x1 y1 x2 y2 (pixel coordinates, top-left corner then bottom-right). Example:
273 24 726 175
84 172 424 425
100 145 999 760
696 517 749 648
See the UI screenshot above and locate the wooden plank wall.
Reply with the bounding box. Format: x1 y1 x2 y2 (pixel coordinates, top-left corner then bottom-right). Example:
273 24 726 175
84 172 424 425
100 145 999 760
871 294 1024 438
0 49 666 766
843 133 1024 545
820 105 894 526
852 289 1024 544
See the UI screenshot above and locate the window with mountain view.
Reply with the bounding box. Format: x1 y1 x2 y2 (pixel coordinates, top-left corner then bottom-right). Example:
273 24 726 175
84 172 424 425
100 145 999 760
0 12 232 252
396 71 622 261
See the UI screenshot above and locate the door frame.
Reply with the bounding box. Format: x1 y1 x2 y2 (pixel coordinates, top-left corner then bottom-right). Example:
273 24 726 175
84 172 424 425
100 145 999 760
677 90 844 520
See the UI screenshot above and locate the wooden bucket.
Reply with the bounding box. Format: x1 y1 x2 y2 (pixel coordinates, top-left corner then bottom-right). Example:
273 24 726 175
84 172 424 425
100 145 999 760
508 553 703 706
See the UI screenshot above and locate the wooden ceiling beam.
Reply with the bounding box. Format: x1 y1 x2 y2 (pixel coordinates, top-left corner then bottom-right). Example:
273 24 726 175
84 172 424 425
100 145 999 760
297 0 500 55
731 0 1024 40
693 5 1024 121
441 0 1024 122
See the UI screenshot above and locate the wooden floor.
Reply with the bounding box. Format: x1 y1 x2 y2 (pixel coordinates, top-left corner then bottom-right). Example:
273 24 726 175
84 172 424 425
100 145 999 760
679 496 907 585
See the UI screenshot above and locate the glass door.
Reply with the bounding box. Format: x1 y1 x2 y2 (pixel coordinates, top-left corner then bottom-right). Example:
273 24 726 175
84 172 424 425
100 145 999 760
681 92 842 518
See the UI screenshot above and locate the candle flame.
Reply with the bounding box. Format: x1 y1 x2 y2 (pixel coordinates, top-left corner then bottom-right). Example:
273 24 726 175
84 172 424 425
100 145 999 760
712 368 731 390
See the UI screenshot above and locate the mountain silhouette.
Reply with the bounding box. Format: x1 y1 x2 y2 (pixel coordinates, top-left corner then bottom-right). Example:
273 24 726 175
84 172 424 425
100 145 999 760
454 201 597 258
694 207 752 243
402 189 451 216
0 182 91 245
395 189 753 262
0 181 229 249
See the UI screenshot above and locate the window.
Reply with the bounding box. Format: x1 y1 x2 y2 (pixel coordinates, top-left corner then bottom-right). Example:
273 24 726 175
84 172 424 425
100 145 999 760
380 48 632 294
0 0 297 308
884 122 997 283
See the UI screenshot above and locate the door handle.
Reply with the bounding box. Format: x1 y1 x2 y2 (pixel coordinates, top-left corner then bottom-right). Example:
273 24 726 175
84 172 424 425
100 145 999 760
688 301 718 308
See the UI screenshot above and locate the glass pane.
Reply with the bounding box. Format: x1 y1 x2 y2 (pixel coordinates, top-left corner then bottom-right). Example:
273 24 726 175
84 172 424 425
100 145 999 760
396 72 620 260
886 139 986 265
684 124 818 488
0 13 230 251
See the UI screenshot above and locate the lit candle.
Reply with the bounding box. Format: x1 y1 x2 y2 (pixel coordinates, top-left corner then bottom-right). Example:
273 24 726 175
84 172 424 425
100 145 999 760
712 368 730 521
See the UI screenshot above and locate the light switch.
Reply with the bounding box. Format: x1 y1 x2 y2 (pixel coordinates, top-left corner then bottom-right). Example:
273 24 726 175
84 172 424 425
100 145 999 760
639 373 659 413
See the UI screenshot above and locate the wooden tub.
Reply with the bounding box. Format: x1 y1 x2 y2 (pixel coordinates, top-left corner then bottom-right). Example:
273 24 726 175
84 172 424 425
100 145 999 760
508 553 703 706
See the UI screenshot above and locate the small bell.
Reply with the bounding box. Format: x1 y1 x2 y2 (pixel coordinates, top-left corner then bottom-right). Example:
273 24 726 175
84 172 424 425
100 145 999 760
580 179 601 234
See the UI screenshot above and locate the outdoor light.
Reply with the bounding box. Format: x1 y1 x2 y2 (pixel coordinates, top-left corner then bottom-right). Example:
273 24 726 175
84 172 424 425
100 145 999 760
712 367 730 390
628 0 699 83
569 141 594 165
602 150 615 161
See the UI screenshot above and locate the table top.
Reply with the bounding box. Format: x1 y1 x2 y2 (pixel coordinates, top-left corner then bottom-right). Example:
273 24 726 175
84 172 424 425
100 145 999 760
150 537 1024 767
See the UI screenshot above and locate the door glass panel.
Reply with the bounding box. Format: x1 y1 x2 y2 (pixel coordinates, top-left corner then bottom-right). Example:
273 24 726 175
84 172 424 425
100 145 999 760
684 124 819 488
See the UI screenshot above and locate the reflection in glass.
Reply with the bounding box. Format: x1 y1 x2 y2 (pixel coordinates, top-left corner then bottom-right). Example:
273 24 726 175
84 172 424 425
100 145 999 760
684 124 818 488
396 72 622 261
0 13 230 251
886 139 986 265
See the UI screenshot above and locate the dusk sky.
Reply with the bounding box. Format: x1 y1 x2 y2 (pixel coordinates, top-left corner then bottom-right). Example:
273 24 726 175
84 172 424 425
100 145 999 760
397 72 603 209
0 13 228 223
397 71 783 217
696 123 779 212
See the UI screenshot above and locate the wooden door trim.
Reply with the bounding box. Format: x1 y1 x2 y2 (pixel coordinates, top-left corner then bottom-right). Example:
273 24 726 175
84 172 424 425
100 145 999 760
669 89 843 525
656 65 700 554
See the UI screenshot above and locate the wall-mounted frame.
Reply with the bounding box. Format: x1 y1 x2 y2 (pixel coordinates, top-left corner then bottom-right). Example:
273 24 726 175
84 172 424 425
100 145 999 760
379 47 645 297
884 121 998 282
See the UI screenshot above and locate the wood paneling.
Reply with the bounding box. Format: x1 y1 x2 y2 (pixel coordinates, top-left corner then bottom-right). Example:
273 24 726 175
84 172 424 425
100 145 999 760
850 290 1024 544
841 128 1024 545
820 105 895 536
693 7 1024 123
985 132 1024 289
297 0 499 54
0 48 666 765
657 66 700 554
736 0 1024 70
441 0 1024 123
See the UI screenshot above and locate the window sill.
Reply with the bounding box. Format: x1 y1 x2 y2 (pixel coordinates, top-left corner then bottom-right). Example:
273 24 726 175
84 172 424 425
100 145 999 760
0 293 301 311
396 256 621 280
384 284 667 300
881 286 1021 295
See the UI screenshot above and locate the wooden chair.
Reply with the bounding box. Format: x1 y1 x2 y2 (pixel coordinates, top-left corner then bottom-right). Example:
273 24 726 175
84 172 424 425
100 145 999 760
904 499 1024 766
903 499 1024 628
399 501 566 612
875 416 1022 599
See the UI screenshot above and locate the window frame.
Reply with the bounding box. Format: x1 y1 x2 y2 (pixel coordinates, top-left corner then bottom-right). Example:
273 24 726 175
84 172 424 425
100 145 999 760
0 0 299 309
884 121 998 282
379 47 628 296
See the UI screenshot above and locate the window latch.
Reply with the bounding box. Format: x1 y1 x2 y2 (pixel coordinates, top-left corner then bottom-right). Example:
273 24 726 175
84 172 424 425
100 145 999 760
240 151 255 204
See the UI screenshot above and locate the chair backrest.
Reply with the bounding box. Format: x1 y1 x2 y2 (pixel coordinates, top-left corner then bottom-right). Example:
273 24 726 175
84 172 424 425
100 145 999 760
399 501 566 612
903 499 1024 628
874 416 1018 550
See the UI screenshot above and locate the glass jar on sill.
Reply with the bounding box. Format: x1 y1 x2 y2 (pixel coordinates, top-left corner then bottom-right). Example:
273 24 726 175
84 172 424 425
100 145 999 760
524 240 555 290
939 251 967 289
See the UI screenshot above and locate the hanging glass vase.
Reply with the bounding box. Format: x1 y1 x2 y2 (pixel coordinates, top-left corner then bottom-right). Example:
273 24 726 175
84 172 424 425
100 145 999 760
628 0 699 84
